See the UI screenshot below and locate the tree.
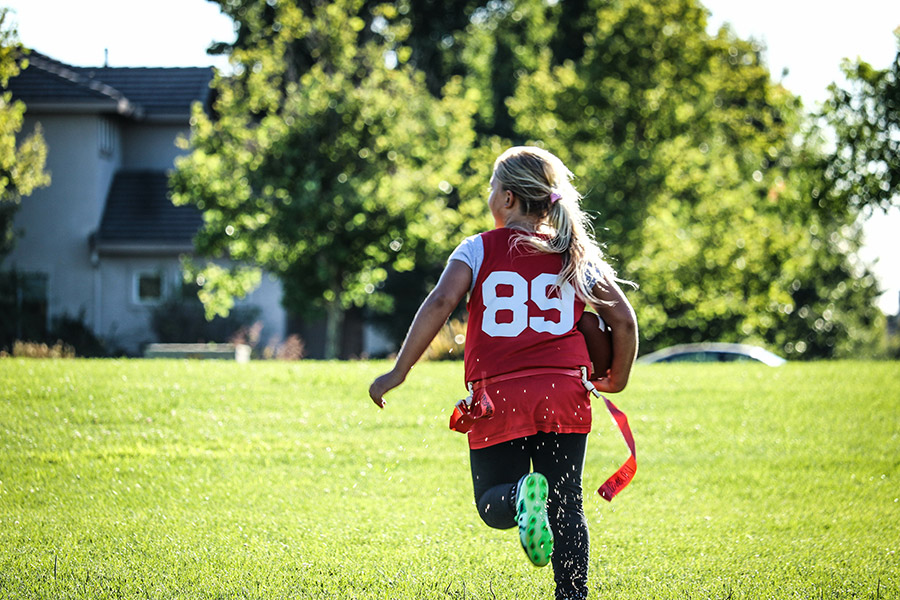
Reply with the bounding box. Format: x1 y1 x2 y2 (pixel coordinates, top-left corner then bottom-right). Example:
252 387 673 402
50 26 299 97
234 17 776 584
504 0 883 358
0 8 50 261
386 0 886 359
630 139 884 358
819 33 900 215
179 0 886 359
171 0 478 358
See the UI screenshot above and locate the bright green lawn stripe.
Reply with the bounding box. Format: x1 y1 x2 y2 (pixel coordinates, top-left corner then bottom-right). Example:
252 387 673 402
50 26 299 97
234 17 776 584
1 359 898 599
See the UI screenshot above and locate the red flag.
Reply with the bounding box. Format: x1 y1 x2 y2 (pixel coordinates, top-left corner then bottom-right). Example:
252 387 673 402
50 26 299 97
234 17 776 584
597 395 636 501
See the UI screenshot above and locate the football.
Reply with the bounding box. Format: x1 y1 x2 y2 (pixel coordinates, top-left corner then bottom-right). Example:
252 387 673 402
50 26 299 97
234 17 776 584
577 312 612 380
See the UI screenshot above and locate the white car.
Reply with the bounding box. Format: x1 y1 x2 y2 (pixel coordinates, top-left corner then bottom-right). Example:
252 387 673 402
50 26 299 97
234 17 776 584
637 343 786 366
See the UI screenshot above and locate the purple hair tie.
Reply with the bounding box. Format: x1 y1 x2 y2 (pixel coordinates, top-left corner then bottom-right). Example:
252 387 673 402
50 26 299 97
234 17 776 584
550 192 562 203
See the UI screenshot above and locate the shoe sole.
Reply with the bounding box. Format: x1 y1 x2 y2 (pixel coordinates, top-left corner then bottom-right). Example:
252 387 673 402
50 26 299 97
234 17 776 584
517 473 553 567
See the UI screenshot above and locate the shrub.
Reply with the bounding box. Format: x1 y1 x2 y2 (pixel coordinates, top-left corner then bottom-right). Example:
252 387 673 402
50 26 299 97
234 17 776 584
1 340 76 358
150 297 260 344
423 318 466 361
262 334 306 361
47 311 112 357
0 307 113 357
231 322 307 361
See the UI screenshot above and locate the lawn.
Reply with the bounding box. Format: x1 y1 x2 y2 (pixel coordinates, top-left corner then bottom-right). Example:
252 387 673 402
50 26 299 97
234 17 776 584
0 359 897 599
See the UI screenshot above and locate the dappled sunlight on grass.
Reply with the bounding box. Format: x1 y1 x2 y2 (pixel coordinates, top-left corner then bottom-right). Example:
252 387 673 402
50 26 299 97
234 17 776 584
1 359 897 598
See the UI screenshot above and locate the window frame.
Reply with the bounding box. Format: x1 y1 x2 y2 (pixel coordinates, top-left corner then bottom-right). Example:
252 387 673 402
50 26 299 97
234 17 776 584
134 270 166 305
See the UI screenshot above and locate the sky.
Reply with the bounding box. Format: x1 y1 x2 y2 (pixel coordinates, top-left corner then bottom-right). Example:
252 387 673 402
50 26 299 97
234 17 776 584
4 0 899 314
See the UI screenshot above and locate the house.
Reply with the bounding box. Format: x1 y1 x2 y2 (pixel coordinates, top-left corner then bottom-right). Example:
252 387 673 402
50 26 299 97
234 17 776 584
5 51 287 355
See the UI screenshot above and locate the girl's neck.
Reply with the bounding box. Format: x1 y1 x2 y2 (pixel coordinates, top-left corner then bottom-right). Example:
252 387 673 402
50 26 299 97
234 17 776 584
503 215 545 233
503 214 543 231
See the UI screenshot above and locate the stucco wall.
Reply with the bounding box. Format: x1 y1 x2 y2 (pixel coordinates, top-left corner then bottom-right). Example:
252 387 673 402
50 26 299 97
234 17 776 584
121 123 189 170
7 113 120 329
7 110 288 355
94 256 286 355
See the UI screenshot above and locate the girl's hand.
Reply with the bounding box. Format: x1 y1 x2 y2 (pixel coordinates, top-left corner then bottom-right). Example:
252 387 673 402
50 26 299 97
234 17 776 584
368 370 405 409
367 260 471 410
591 374 627 394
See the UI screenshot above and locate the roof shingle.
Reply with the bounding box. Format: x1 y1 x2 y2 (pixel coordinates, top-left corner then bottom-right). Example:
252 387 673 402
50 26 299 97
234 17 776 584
76 66 214 117
8 52 137 115
7 51 214 118
97 171 202 247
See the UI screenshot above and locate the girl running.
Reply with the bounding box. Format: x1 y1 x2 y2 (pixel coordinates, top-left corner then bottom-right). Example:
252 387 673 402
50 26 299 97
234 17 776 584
369 146 638 600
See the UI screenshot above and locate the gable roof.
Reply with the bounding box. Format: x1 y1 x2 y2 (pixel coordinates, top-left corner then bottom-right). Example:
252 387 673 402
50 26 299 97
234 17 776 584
76 66 215 119
95 171 203 254
8 52 139 116
7 51 214 120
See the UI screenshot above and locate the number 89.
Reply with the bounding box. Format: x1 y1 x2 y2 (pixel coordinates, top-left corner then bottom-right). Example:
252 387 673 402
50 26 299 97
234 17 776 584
481 271 575 337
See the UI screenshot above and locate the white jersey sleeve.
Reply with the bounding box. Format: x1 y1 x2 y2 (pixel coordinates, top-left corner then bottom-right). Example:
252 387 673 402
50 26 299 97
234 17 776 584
447 233 484 293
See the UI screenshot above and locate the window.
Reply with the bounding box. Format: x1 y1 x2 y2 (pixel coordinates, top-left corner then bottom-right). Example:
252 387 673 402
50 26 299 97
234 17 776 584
98 117 115 157
135 272 164 304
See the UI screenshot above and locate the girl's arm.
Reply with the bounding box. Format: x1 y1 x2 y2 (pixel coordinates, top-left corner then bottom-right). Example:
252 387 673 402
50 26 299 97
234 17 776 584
368 259 472 408
589 278 638 393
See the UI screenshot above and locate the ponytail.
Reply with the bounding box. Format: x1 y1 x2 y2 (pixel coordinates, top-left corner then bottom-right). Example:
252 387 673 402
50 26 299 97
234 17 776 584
492 146 624 306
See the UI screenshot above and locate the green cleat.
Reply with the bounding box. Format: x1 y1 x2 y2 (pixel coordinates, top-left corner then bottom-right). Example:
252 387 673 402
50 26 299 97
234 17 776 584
515 472 554 567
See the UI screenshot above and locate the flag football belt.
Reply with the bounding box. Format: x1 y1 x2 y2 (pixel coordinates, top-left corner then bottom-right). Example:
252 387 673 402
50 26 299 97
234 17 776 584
448 366 636 501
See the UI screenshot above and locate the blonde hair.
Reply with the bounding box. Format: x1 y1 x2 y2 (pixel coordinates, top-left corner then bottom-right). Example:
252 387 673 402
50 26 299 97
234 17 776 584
492 146 621 305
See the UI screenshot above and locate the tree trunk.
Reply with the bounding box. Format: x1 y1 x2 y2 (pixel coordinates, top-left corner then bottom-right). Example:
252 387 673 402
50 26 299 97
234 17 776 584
323 295 343 360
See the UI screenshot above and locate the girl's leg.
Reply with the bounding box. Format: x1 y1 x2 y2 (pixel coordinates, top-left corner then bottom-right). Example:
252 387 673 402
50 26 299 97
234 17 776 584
469 439 531 529
469 433 590 599
530 432 589 600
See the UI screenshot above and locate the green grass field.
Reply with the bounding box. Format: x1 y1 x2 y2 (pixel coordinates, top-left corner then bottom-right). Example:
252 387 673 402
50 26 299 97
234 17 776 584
1 359 898 599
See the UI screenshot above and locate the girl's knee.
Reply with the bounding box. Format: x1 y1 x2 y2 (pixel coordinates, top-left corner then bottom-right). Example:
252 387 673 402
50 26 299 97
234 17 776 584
476 494 516 529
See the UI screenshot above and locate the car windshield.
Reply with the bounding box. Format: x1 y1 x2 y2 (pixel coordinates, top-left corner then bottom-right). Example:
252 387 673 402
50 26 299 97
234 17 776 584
660 352 757 363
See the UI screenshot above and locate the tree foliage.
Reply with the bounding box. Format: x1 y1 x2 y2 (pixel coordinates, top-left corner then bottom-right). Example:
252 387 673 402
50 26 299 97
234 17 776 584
820 34 900 215
175 0 887 359
500 0 883 358
0 8 50 262
172 0 481 358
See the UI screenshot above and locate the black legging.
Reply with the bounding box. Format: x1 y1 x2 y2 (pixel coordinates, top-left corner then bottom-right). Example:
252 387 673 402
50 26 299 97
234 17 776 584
470 432 589 600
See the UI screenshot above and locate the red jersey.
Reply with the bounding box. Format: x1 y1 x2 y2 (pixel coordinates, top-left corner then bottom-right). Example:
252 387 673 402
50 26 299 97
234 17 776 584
461 228 593 449
464 228 591 382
